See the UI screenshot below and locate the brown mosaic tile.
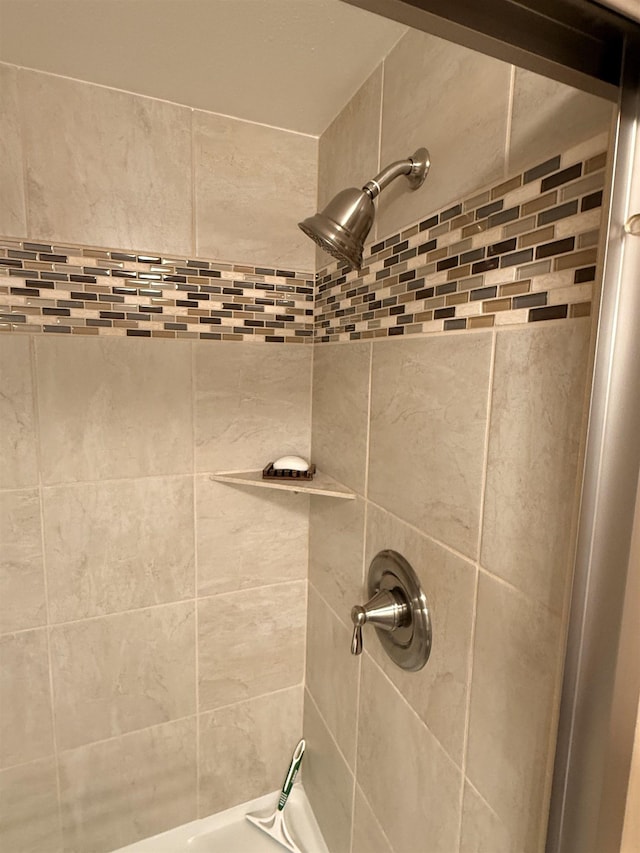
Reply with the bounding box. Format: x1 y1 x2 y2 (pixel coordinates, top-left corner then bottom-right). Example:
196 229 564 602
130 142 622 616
458 276 485 292
464 190 492 212
429 222 451 238
483 298 512 313
462 220 489 238
468 315 495 328
585 152 607 174
428 247 448 262
553 248 598 271
522 191 558 216
451 213 475 229
415 310 434 322
518 226 556 249
500 280 531 297
560 172 605 201
450 238 473 254
517 260 552 279
448 265 472 280
491 175 522 199
570 302 592 318
578 230 600 249
2 139 605 344
446 292 469 306
0 236 314 342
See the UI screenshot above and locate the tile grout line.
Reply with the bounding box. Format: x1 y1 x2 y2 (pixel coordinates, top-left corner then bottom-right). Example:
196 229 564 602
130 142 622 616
0 683 308 775
191 341 201 818
190 109 197 259
0 60 319 140
365 495 477 567
373 56 385 244
0 579 307 638
349 339 373 853
305 553 559 647
354 781 397 853
304 688 355 785
30 334 64 848
455 326 497 850
504 64 516 180
16 68 31 240
361 646 465 775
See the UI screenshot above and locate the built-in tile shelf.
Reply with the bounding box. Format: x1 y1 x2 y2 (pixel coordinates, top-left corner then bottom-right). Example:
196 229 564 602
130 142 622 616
211 469 355 499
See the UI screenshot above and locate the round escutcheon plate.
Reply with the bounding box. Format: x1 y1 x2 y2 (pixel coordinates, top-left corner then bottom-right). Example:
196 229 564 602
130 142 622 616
368 549 432 671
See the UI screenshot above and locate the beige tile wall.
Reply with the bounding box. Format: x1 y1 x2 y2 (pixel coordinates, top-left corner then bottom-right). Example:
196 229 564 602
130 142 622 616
0 33 608 853
0 63 26 238
316 29 613 266
0 61 317 271
306 47 604 851
304 320 592 853
0 335 311 852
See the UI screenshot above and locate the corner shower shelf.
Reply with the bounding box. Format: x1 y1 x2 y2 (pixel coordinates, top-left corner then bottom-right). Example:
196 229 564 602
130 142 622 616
211 469 355 499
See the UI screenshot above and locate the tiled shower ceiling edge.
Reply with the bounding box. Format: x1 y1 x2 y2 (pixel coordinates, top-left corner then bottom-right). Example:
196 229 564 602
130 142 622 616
0 134 606 343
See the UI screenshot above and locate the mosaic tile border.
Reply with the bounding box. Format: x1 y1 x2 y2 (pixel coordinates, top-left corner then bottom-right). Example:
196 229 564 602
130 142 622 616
315 137 608 342
0 243 315 342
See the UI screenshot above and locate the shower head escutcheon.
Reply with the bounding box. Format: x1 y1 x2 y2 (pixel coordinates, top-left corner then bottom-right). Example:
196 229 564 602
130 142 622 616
298 147 430 271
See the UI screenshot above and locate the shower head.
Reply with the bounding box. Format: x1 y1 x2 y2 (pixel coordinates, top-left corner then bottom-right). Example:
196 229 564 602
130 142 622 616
299 147 430 271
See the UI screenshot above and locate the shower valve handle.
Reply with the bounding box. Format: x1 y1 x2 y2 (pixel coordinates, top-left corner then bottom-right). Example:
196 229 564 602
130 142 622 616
350 588 410 655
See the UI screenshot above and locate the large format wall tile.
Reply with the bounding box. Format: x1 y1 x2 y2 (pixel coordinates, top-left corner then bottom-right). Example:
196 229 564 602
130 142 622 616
369 333 493 557
0 489 45 634
0 336 38 489
318 67 382 212
59 717 197 853
466 573 562 850
194 111 316 270
481 321 591 611
305 586 359 767
198 686 303 816
459 782 514 853
195 342 311 473
303 691 354 853
196 478 308 596
0 629 54 769
311 342 371 494
317 67 382 267
198 581 306 710
357 656 462 853
0 63 27 236
0 758 62 853
36 337 192 484
378 29 511 236
308 494 365 624
508 68 613 174
43 476 194 622
352 788 394 853
365 504 476 764
19 69 192 254
50 603 196 750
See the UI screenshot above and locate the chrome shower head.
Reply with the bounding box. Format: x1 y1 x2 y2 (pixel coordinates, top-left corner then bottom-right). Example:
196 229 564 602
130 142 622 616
299 147 430 271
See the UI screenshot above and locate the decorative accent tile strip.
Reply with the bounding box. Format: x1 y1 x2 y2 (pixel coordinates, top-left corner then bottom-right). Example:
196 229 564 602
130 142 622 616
0 242 314 342
314 137 607 342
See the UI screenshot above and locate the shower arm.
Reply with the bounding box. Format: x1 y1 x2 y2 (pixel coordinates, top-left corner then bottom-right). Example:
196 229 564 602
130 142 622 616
363 149 431 200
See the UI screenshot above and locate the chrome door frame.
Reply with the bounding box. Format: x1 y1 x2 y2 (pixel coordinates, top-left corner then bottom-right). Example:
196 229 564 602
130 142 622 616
545 37 640 853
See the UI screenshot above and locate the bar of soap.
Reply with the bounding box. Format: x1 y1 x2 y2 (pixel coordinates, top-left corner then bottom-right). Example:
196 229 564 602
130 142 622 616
273 455 310 472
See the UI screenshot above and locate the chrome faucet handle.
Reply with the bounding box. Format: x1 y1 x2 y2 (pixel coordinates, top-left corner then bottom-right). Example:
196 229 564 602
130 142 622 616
350 588 410 656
